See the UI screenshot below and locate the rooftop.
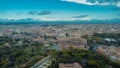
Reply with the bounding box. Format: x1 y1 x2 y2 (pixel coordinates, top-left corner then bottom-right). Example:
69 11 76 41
59 62 82 68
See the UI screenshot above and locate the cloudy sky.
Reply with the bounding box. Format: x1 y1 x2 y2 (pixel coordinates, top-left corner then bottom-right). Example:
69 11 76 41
0 0 120 22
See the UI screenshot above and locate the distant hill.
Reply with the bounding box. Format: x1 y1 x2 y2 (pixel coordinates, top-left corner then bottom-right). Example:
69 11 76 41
0 18 120 25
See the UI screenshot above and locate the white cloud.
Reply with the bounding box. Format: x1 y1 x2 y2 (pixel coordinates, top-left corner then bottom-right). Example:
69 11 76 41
61 0 120 7
117 2 120 7
39 17 91 21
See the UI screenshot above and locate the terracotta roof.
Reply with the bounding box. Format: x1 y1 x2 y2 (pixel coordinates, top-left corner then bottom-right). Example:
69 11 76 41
59 62 82 68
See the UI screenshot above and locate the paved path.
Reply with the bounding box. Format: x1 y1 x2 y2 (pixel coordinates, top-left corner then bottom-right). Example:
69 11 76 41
31 56 51 68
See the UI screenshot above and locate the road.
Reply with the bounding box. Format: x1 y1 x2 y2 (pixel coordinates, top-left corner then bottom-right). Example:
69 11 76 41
31 56 51 68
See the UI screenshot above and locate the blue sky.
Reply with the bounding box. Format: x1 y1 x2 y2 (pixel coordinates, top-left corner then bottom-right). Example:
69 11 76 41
0 0 120 22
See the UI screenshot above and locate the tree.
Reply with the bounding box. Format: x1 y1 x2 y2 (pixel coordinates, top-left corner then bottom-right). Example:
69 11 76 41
87 60 100 68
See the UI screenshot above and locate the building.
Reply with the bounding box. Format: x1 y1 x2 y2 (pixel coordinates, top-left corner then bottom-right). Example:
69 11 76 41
58 38 87 50
59 62 82 68
97 45 120 61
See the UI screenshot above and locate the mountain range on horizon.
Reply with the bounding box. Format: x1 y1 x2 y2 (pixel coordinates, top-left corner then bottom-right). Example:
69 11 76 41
0 18 120 24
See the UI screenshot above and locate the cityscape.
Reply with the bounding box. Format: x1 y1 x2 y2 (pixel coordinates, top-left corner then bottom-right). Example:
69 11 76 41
0 0 120 68
0 24 120 68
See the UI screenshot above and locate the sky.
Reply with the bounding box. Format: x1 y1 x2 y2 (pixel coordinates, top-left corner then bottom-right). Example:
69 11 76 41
0 0 120 22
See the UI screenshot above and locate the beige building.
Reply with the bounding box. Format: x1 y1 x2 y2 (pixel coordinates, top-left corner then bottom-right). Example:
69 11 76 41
59 62 82 68
58 38 87 50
